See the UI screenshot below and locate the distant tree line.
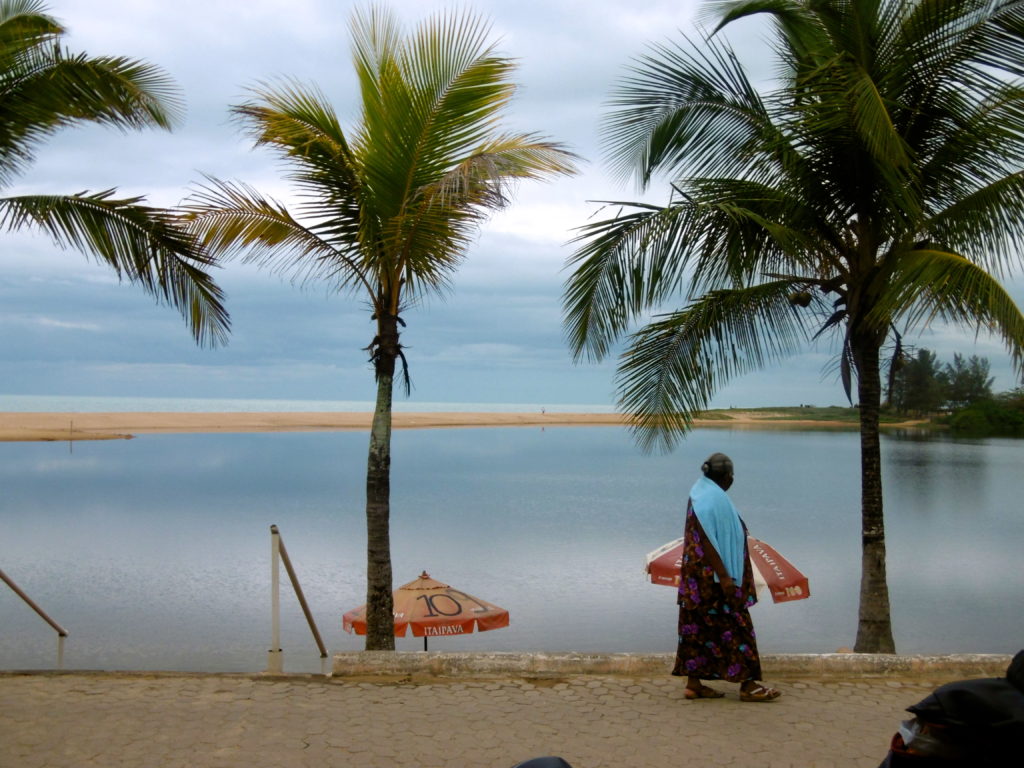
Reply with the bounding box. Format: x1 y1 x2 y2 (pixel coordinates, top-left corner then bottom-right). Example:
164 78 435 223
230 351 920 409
887 349 994 414
887 348 1024 436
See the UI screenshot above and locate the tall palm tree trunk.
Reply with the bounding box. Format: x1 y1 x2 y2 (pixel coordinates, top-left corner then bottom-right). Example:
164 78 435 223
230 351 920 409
853 336 896 653
364 314 399 651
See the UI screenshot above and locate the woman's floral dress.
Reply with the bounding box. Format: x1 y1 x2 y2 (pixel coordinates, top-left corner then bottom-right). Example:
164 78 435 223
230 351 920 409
671 500 762 681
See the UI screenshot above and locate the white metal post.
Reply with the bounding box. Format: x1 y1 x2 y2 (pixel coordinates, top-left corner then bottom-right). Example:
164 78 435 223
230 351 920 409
1 567 68 670
264 525 284 674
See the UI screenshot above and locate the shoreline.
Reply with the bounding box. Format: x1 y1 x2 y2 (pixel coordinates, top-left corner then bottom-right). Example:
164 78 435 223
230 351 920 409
0 410 928 442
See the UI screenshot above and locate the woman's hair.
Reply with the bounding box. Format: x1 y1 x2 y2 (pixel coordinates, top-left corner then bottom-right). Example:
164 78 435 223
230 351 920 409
701 452 734 482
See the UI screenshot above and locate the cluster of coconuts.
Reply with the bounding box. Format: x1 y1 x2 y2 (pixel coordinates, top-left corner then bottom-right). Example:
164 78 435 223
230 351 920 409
788 290 813 307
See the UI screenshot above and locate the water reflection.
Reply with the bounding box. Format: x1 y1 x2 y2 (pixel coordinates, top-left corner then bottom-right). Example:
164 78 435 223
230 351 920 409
1 427 1021 672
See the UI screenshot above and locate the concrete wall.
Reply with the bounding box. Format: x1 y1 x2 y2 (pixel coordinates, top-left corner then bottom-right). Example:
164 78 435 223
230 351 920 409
332 651 1014 680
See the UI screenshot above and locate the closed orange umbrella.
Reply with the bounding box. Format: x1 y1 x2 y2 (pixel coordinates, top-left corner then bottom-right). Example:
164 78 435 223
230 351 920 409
342 571 509 649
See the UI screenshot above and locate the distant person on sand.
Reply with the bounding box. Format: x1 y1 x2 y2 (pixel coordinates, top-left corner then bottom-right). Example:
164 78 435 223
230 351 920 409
672 452 781 702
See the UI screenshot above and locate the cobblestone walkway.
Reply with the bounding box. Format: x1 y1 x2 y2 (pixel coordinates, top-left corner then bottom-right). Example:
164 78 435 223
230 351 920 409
0 672 943 768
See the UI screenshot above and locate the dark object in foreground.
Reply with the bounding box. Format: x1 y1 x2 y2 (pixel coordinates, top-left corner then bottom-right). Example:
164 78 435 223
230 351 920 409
878 650 1024 766
511 759 573 768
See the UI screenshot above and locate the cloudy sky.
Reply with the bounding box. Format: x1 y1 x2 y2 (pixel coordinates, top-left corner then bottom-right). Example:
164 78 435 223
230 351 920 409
3 0 1021 410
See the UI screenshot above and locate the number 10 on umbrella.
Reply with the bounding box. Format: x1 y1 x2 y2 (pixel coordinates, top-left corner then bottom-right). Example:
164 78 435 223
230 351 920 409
343 572 510 650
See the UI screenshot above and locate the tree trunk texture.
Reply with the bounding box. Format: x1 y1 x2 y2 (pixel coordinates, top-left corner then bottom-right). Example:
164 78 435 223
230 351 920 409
363 315 399 651
852 337 897 653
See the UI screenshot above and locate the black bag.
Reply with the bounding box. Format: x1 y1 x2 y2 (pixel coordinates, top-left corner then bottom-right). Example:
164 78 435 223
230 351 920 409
878 650 1024 767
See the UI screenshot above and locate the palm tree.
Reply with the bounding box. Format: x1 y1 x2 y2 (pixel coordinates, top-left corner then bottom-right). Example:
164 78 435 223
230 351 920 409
184 5 577 649
0 0 227 345
563 0 1024 652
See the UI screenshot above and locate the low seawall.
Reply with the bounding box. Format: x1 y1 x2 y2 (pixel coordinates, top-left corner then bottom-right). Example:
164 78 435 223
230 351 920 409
332 651 1013 680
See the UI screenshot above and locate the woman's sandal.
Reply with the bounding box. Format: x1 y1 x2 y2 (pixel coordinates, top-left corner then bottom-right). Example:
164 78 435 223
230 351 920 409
740 683 781 702
684 685 725 700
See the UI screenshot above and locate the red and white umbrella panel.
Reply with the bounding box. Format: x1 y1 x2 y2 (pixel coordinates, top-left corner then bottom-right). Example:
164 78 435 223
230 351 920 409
342 571 509 639
645 535 810 603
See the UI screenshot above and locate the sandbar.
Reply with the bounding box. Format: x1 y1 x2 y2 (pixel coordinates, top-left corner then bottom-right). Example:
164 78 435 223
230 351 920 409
0 409 916 442
0 410 627 442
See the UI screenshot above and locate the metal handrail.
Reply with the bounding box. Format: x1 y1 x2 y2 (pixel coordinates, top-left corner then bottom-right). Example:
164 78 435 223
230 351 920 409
1 567 68 669
265 525 329 676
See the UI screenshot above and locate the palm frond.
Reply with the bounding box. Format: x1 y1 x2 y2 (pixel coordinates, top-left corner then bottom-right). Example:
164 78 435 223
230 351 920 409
985 1 1024 78
182 177 374 301
878 248 1024 373
0 32 181 184
350 6 516 213
390 135 578 299
603 32 778 189
925 171 1024 276
678 176 842 289
563 171 845 366
0 191 228 346
402 11 512 157
915 86 1024 206
439 135 580 198
564 201 699 362
616 280 811 452
844 65 911 171
709 1 823 54
231 81 366 250
232 80 353 175
0 0 60 56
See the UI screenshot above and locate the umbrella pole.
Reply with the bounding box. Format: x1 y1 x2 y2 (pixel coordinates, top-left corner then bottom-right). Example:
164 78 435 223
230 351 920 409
424 636 428 652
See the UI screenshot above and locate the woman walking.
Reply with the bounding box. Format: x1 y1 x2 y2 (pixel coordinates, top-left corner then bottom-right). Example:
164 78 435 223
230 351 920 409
672 452 781 702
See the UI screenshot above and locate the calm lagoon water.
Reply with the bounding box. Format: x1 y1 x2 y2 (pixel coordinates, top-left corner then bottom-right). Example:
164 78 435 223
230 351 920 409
2 426 1022 673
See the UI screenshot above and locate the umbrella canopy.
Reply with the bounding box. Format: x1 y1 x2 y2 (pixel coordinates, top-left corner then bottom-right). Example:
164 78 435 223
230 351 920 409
342 571 510 641
645 535 810 603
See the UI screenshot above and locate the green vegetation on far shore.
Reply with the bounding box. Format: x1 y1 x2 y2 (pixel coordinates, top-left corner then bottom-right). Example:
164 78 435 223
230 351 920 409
695 396 1024 438
700 406 913 426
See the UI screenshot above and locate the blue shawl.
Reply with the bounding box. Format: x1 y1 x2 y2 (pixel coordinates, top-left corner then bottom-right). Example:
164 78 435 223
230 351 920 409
689 476 746 583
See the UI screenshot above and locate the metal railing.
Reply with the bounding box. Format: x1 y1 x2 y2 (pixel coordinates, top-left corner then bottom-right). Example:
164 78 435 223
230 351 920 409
1 567 68 669
265 525 329 676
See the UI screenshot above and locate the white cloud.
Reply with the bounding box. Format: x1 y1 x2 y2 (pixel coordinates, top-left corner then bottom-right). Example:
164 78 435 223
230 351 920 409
422 342 532 365
32 317 103 332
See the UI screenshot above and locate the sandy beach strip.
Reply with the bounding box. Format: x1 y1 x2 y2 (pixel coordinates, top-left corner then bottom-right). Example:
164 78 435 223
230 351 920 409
0 410 632 442
0 409 898 442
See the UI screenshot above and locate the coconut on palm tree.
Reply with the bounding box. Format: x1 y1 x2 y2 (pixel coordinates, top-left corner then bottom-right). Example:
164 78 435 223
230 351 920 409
564 0 1024 652
184 5 577 649
0 0 228 345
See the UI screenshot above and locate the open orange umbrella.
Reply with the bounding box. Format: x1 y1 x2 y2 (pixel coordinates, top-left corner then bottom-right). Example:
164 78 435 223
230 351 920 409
342 571 510 649
645 535 810 603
